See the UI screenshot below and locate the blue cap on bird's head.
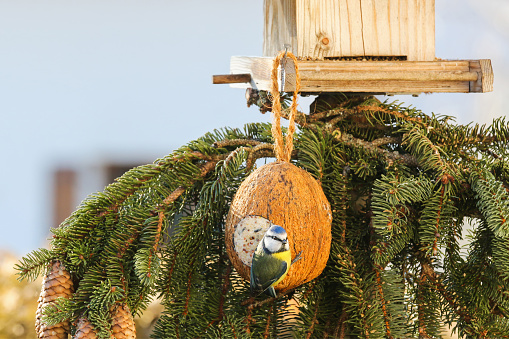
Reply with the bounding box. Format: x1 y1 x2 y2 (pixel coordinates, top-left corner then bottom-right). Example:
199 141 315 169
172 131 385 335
267 225 286 236
267 225 286 235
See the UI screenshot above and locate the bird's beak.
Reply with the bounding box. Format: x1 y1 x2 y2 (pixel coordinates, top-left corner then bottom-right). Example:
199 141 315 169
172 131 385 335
282 239 288 245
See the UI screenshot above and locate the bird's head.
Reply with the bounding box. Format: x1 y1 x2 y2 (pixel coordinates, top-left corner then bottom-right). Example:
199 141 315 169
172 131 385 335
263 225 289 253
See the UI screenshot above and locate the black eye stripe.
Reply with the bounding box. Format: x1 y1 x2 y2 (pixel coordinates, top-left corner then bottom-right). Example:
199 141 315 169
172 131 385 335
268 235 285 242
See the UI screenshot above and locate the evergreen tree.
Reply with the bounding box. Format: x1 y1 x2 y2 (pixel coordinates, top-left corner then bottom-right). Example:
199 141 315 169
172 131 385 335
17 93 509 338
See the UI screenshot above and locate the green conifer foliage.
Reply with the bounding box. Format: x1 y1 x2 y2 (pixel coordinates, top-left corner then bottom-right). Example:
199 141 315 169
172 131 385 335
16 94 509 338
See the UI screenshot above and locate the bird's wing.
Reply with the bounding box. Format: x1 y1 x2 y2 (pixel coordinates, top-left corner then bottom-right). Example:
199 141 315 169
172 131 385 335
250 254 288 295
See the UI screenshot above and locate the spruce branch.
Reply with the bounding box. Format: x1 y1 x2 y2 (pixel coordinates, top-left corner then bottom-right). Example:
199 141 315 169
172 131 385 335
137 159 223 287
276 99 421 168
281 107 307 126
154 159 217 245
15 248 55 282
417 269 429 339
213 138 279 170
431 185 446 257
470 169 509 238
40 297 75 327
420 261 476 325
207 262 231 327
242 287 297 310
161 250 178 299
246 143 275 170
335 242 375 338
213 139 262 148
335 131 419 167
428 116 508 150
305 102 427 131
371 136 401 147
308 107 349 122
402 126 450 176
375 268 393 339
305 299 320 339
17 94 509 338
263 303 273 339
182 257 195 317
244 307 253 335
358 104 426 125
333 310 348 339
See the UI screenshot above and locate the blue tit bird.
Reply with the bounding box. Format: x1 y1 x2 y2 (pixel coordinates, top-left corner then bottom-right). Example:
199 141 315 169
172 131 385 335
250 225 292 298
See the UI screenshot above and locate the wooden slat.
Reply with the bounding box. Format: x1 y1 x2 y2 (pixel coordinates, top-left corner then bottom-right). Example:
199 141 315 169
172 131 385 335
263 0 297 57
399 0 409 59
226 56 493 93
375 0 392 56
423 0 436 61
212 74 251 84
301 71 478 82
469 59 494 93
361 0 395 56
300 80 468 93
230 56 274 90
480 59 494 92
338 0 364 56
469 60 482 93
405 0 435 60
389 0 401 56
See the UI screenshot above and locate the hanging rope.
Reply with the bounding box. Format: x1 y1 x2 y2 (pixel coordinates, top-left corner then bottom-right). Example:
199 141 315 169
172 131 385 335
270 50 301 163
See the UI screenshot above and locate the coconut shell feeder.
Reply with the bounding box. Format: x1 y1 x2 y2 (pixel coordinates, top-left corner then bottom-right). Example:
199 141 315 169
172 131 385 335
225 162 333 292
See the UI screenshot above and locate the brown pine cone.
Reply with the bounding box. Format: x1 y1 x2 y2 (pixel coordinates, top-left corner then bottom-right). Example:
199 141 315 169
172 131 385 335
35 260 74 339
73 316 98 339
110 303 136 339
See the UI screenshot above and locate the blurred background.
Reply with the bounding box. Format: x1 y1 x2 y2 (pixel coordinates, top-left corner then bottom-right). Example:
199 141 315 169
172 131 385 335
1 0 508 337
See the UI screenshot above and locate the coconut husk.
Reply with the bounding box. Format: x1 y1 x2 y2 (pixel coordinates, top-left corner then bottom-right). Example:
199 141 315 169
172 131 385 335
225 161 332 292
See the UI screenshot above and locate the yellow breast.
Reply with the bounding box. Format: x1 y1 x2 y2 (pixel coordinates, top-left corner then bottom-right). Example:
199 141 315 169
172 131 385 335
272 250 291 287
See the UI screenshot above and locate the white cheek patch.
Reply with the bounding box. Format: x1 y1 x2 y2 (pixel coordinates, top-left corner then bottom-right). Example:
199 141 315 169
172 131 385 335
263 237 281 253
233 216 272 267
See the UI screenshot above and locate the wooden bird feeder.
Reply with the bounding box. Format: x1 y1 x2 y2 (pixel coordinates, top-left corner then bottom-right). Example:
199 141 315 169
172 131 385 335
213 0 493 94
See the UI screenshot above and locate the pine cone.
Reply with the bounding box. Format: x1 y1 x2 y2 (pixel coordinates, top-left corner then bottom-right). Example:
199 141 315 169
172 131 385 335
35 260 74 339
110 303 136 339
73 316 98 339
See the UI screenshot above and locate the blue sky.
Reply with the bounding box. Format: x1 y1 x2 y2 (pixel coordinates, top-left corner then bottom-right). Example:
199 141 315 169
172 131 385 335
1 0 508 256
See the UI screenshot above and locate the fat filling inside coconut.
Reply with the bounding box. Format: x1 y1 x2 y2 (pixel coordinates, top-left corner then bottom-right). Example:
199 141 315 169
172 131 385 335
233 215 272 267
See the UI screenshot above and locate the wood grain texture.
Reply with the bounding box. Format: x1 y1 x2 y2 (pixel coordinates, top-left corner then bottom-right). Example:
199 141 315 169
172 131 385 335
228 57 492 93
212 74 252 84
230 56 274 90
296 0 342 58
480 59 494 93
264 0 297 57
264 0 435 60
468 59 494 93
339 0 364 56
300 70 478 82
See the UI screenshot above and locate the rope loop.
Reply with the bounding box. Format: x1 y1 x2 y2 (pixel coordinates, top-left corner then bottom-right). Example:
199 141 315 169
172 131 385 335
270 51 301 163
